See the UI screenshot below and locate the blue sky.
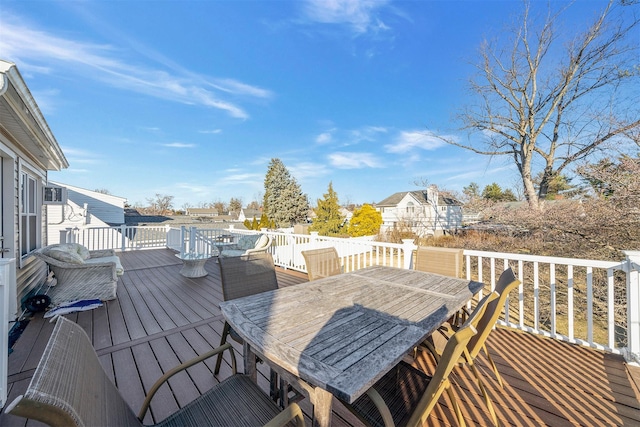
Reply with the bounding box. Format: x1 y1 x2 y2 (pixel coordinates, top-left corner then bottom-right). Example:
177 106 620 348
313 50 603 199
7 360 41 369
0 0 615 209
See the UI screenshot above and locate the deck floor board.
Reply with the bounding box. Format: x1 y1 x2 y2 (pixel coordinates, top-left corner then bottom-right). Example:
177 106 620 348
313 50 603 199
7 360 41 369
3 248 639 427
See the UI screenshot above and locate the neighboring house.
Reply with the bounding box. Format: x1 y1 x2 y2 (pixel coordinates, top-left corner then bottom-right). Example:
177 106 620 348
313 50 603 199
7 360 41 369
238 208 261 222
376 186 462 236
340 207 353 225
1 60 68 405
186 208 218 217
46 182 127 245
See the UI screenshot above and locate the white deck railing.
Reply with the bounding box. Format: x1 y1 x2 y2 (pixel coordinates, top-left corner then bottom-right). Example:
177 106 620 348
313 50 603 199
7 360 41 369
59 226 639 364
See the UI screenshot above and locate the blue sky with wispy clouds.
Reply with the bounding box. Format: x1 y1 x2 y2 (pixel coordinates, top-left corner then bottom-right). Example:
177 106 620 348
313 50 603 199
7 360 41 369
0 0 613 208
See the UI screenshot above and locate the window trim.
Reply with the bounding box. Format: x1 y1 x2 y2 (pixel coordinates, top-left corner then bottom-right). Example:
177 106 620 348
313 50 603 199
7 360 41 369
18 161 43 262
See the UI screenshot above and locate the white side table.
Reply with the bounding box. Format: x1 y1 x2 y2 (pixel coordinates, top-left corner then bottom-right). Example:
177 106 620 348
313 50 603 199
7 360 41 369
175 253 211 278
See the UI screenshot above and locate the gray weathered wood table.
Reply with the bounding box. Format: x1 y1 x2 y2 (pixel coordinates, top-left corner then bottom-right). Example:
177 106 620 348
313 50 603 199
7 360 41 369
220 265 484 427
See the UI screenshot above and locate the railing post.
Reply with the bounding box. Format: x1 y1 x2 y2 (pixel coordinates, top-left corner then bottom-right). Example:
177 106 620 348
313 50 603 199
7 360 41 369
71 227 79 243
189 227 197 253
624 250 640 365
402 239 417 270
180 226 187 255
0 258 16 408
310 231 319 246
120 224 127 251
59 228 69 244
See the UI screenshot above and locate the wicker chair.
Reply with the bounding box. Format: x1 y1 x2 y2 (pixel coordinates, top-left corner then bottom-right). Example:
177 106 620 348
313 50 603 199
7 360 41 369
340 299 490 427
34 244 124 304
218 234 272 258
301 247 342 281
5 317 305 427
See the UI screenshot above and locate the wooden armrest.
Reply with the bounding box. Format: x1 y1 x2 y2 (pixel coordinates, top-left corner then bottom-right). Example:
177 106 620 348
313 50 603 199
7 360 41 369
263 402 306 427
137 343 237 420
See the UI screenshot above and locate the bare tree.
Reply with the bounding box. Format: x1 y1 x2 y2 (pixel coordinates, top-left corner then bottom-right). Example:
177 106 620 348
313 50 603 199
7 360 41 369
441 0 639 209
212 200 227 214
146 194 174 215
229 197 243 212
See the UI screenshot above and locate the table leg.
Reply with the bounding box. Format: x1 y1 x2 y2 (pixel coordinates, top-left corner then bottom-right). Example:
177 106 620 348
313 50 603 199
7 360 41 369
310 388 333 427
243 342 257 382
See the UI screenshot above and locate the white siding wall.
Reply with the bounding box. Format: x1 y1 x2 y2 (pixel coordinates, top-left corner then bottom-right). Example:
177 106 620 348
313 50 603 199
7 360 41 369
46 183 125 245
378 192 461 236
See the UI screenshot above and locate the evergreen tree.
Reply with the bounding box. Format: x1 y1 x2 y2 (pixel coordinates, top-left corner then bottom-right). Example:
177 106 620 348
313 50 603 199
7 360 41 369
243 213 275 230
263 158 309 227
348 204 382 237
481 183 518 202
310 182 344 236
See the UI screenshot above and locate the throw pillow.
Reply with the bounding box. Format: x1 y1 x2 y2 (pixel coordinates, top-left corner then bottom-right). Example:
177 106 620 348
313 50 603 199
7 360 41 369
46 248 85 264
238 234 260 250
58 243 91 260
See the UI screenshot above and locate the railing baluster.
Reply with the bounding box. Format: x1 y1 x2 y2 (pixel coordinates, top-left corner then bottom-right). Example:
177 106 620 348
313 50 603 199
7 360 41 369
587 266 593 344
568 265 574 340
518 259 524 328
550 264 556 338
607 268 615 349
534 262 539 332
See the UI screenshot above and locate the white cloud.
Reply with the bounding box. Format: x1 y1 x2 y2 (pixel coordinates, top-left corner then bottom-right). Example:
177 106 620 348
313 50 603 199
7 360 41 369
384 130 448 153
328 152 382 169
199 129 223 135
316 132 333 144
0 13 270 119
290 162 331 179
302 0 391 34
60 147 101 164
162 142 196 148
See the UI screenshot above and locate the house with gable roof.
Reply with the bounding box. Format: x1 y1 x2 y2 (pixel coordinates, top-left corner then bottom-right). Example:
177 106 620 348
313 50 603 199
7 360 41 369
0 60 68 405
45 182 127 245
376 186 462 237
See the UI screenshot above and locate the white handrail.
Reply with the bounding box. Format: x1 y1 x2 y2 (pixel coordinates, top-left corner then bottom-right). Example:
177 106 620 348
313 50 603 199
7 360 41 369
59 225 638 363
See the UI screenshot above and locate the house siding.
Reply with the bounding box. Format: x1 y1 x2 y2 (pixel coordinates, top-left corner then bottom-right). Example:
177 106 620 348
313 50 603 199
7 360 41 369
1 61 68 318
46 183 126 245
377 189 462 237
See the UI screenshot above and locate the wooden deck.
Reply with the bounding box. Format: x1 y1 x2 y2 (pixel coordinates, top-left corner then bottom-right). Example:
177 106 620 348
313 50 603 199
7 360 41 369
3 249 639 426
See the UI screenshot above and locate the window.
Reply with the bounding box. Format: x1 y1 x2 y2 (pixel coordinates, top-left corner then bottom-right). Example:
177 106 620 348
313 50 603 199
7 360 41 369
406 202 414 213
440 206 447 212
20 171 39 256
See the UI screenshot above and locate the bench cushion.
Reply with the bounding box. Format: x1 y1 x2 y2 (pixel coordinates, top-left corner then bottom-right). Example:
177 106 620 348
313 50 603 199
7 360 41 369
84 255 124 275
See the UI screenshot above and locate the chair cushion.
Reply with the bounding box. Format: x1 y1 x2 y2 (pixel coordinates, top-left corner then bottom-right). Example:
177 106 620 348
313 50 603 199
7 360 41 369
84 255 124 275
237 234 261 250
219 249 247 258
255 234 269 249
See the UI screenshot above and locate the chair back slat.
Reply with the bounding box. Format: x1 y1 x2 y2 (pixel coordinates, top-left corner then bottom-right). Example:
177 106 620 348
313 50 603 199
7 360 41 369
414 247 463 278
301 247 341 281
5 317 142 427
467 267 521 358
218 252 279 301
407 322 478 427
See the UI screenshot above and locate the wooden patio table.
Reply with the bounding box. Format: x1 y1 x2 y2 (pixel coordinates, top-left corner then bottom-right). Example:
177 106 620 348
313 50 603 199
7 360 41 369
220 265 484 427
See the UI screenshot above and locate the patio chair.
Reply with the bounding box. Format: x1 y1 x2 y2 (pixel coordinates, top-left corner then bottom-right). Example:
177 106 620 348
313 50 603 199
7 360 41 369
34 243 124 305
218 234 272 258
301 247 342 281
341 300 491 427
214 252 279 375
414 246 463 278
422 267 521 426
5 317 305 427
